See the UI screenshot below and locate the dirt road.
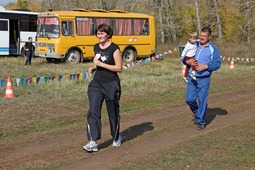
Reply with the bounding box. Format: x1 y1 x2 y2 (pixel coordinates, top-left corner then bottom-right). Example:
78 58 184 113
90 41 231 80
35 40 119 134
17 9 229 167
1 88 255 170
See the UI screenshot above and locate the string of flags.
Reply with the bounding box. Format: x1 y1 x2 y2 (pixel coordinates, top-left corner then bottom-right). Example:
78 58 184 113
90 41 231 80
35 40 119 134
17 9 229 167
0 49 177 88
221 56 255 62
1 48 255 88
0 73 88 88
123 49 177 69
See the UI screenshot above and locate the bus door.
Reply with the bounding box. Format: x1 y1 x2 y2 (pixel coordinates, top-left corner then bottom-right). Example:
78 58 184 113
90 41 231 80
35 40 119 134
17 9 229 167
0 19 9 55
9 19 20 55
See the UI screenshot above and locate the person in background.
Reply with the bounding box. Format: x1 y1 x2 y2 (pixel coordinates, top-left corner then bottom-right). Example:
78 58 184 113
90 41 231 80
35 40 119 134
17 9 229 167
23 37 34 67
62 23 68 35
181 31 198 83
182 27 221 130
83 24 122 152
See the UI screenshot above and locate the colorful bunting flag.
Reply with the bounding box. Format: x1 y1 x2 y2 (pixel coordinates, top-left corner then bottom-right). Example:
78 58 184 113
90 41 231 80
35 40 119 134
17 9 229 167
15 78 20 86
36 77 41 84
0 79 5 87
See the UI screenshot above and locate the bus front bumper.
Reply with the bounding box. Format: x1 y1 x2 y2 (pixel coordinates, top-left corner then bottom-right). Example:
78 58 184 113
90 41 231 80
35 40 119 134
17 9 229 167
35 52 64 59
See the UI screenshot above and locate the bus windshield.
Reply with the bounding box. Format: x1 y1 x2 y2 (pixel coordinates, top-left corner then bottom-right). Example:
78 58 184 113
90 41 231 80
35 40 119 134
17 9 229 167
37 17 59 38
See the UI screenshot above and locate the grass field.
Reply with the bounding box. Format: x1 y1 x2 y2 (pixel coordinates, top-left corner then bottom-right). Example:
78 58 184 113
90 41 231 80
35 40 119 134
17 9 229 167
114 118 255 170
0 44 255 170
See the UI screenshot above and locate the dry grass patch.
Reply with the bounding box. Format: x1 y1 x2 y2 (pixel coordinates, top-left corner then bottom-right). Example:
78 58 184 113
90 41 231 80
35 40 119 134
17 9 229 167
114 117 255 170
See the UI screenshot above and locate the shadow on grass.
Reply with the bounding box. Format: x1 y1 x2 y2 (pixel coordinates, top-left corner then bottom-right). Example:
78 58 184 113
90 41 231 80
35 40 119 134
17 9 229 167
205 108 228 125
98 122 154 149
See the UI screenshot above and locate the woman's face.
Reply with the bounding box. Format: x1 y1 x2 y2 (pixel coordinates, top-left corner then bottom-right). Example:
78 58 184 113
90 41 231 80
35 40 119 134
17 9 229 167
97 30 109 43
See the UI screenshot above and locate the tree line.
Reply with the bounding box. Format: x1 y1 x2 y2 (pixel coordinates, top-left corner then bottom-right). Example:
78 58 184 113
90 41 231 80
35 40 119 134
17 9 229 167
5 0 255 44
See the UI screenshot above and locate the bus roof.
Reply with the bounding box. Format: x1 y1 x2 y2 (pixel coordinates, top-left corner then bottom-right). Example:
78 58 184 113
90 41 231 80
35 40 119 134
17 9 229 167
0 9 39 15
38 9 154 19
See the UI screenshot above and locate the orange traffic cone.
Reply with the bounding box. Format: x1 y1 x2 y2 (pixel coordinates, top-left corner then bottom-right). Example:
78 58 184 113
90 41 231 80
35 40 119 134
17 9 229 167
182 64 187 76
229 60 235 70
4 77 14 98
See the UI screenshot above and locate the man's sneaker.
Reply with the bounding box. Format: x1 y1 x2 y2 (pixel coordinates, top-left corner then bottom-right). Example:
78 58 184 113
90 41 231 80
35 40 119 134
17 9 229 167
189 74 197 80
83 141 98 152
196 124 205 130
112 135 122 147
182 76 188 83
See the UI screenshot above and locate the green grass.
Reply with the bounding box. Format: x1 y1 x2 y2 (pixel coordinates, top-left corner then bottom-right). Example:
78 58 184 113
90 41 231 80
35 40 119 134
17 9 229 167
113 117 255 170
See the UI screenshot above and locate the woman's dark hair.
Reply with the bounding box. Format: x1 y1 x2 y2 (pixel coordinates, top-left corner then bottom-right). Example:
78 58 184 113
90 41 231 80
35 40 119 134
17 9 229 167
95 24 113 38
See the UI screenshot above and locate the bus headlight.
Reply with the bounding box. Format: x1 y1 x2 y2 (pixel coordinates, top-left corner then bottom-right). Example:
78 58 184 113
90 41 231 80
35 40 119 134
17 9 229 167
48 47 55 53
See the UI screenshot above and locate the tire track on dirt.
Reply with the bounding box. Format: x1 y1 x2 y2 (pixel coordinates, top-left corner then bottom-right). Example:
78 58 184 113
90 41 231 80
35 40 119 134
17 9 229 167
1 88 255 169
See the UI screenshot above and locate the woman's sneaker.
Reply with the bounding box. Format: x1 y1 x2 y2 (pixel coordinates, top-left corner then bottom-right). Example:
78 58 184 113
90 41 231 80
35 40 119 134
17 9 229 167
83 141 98 152
112 135 122 147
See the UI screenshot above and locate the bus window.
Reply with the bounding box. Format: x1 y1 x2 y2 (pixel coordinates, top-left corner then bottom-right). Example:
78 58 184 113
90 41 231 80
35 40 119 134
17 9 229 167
133 18 149 35
62 22 68 35
37 17 59 38
92 18 111 35
76 17 93 35
96 18 110 27
114 18 132 35
142 21 149 35
62 21 73 36
0 20 8 31
20 19 37 32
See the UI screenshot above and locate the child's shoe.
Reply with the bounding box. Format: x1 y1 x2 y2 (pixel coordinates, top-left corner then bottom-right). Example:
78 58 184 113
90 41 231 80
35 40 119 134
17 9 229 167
182 76 188 83
189 74 197 81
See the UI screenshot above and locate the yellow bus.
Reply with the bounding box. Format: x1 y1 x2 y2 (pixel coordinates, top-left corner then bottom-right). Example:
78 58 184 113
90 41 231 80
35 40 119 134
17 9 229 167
35 9 156 64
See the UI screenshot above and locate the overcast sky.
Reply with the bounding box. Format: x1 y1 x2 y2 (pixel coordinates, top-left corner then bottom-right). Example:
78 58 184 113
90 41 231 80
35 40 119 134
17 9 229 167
0 0 17 6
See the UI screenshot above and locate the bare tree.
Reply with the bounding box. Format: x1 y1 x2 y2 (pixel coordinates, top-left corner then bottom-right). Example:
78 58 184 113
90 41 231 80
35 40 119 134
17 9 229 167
41 0 54 11
155 0 165 44
245 0 254 43
164 0 177 43
194 0 201 32
213 0 222 41
206 0 211 27
239 0 254 42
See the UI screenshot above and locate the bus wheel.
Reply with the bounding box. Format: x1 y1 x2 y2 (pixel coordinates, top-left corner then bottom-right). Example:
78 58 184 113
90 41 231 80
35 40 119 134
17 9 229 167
122 49 136 63
66 49 80 64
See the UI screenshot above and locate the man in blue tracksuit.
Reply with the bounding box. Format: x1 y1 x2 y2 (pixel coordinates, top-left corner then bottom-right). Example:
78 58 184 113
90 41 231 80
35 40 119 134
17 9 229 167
182 27 221 130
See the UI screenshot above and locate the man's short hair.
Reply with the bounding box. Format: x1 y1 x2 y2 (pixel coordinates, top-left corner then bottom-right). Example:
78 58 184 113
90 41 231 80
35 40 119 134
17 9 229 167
201 27 211 36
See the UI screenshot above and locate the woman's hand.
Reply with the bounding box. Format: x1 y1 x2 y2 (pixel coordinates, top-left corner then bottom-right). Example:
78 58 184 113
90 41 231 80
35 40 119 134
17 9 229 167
93 57 103 67
88 66 94 74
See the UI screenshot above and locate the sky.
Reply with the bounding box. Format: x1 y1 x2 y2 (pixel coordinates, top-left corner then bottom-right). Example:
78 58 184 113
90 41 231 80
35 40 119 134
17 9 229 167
0 0 17 6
